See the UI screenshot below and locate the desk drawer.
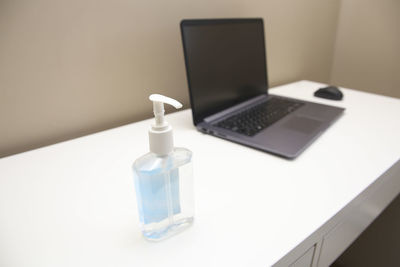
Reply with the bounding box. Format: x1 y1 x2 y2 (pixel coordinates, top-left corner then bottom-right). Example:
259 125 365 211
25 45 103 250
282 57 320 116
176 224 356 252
318 162 400 266
290 245 316 267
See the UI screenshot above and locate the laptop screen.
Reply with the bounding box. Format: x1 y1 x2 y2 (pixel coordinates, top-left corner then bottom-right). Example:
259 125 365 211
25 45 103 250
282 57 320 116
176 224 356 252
181 19 268 125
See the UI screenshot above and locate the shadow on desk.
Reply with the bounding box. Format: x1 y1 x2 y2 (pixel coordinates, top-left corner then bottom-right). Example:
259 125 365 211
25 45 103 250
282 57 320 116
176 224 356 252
331 194 400 267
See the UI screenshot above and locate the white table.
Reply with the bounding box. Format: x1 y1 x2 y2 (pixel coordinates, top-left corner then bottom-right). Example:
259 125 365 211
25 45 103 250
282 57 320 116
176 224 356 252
1 81 399 267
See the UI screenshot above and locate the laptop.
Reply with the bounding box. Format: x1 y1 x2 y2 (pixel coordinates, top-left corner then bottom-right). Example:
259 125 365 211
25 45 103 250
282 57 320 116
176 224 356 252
180 18 344 158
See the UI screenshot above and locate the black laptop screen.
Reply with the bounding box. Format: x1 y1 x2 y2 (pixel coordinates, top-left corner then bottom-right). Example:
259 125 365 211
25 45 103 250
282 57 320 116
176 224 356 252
181 19 268 125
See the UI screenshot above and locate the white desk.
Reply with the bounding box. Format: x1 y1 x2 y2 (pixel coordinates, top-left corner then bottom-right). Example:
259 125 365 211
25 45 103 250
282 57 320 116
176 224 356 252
1 81 399 267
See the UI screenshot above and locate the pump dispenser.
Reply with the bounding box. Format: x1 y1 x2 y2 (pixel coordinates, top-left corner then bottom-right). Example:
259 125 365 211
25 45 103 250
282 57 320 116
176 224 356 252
132 94 194 241
148 94 182 155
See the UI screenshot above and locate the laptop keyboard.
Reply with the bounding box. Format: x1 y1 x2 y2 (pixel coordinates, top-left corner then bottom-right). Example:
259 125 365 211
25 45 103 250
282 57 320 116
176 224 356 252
214 97 304 136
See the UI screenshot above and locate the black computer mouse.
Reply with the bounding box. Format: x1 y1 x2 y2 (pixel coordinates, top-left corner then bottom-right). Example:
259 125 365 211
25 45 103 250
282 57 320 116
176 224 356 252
314 86 343 100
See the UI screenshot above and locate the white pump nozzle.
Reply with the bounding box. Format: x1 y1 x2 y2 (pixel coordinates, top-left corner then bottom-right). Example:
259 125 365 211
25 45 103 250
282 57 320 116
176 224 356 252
148 94 182 155
149 94 183 109
149 94 182 129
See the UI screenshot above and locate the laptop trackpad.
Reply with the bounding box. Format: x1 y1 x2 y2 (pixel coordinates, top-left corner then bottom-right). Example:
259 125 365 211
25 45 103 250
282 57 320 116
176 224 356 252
282 116 323 134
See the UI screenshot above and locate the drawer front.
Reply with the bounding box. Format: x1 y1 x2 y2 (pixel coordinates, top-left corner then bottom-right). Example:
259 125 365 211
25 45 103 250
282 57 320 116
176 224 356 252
290 245 316 267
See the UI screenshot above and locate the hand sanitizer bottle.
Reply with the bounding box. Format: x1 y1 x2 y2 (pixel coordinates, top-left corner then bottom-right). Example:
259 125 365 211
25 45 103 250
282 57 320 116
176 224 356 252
132 94 194 241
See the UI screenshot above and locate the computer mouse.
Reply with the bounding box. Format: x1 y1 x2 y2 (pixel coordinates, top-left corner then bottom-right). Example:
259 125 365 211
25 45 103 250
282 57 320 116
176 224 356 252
314 86 343 100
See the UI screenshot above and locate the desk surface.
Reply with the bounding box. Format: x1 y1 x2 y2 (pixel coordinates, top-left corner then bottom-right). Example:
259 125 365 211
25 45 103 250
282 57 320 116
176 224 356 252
1 81 400 267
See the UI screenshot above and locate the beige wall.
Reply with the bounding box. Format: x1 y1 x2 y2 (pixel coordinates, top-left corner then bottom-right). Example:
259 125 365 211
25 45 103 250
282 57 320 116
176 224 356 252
331 0 400 98
0 0 340 158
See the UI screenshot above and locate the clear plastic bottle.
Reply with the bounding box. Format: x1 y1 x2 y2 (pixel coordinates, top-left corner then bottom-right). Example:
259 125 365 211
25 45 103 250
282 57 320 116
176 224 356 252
132 94 194 241
133 148 194 240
